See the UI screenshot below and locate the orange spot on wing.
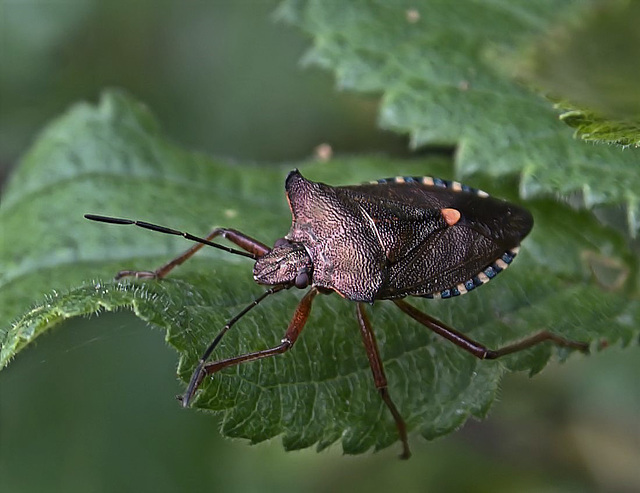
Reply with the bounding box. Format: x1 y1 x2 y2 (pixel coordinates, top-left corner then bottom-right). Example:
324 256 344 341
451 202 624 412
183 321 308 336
441 208 461 226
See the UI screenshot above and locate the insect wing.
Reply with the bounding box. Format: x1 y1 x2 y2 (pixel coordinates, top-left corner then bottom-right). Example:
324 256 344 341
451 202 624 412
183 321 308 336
341 179 533 299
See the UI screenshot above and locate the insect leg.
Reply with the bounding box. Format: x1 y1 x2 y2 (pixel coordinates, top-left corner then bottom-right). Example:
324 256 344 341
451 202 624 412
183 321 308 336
180 285 285 406
116 228 271 279
393 299 589 359
356 303 411 460
183 287 318 405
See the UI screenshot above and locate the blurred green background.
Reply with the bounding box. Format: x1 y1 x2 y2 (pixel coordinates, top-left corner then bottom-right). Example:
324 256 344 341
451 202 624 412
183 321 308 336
1 1 638 492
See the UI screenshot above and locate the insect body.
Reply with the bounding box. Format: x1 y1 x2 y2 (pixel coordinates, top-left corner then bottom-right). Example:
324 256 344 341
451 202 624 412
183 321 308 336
259 171 532 301
85 170 587 459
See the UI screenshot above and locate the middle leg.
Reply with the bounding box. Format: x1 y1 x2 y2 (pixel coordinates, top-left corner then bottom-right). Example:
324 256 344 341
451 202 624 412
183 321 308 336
356 303 411 459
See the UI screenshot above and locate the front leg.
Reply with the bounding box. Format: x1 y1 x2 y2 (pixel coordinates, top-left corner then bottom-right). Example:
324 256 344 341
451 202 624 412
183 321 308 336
182 287 319 406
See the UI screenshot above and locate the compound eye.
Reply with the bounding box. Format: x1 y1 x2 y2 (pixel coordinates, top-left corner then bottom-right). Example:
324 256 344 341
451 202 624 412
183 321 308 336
274 238 290 248
295 271 309 289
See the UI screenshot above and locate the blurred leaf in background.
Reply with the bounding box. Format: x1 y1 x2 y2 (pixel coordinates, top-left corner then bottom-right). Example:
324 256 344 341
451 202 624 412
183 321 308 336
516 0 640 146
0 0 407 175
277 0 640 234
1 1 639 493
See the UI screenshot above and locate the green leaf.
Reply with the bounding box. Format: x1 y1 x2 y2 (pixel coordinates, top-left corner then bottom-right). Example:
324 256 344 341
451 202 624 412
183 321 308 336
276 0 640 234
1 91 638 455
557 106 640 148
517 0 640 146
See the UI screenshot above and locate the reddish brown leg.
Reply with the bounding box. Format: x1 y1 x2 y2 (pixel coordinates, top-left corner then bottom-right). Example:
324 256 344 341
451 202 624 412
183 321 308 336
356 303 411 460
117 228 271 279
183 287 318 405
393 299 589 359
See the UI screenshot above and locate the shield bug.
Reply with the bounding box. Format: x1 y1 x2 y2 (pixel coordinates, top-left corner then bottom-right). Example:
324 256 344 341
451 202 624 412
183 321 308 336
85 170 588 459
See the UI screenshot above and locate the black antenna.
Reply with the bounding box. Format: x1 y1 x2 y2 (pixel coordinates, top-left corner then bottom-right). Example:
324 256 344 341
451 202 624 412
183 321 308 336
84 214 258 260
180 284 286 407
